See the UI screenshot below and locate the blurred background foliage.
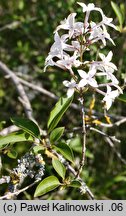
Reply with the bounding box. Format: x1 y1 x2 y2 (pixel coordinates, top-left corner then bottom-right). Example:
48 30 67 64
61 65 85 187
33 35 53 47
0 0 126 199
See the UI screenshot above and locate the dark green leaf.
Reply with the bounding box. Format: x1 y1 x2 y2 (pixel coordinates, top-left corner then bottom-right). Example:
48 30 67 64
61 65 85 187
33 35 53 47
111 1 124 27
50 127 65 143
54 143 74 163
11 117 40 138
7 149 18 159
52 158 66 179
47 96 73 133
34 176 61 197
0 131 33 150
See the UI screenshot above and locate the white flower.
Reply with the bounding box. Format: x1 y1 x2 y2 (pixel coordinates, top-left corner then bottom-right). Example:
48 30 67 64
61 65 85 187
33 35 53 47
44 32 77 71
63 79 77 97
99 51 117 71
101 15 117 30
91 52 119 85
77 2 103 30
49 32 73 57
56 52 81 70
103 85 119 110
44 58 56 72
77 2 102 14
55 13 84 38
89 22 115 46
78 69 98 88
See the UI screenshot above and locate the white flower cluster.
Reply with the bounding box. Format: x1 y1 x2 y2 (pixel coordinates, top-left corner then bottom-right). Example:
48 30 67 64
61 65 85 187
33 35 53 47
44 2 122 110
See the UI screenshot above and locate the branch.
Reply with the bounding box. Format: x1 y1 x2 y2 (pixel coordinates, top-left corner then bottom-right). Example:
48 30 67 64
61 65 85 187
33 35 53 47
98 117 126 128
19 77 58 100
77 96 87 177
105 137 126 165
0 17 37 32
0 61 33 120
0 180 39 200
89 127 126 165
0 125 19 136
90 127 121 143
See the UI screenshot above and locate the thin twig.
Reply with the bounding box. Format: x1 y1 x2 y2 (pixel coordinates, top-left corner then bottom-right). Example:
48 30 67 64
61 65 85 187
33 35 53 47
105 137 126 165
0 180 39 200
0 61 33 120
0 17 37 32
90 127 121 143
77 96 87 177
98 117 126 128
19 77 58 100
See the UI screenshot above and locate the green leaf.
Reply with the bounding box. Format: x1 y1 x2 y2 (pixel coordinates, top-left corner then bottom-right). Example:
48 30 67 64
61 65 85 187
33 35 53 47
111 1 124 27
34 176 61 197
69 137 94 159
69 180 81 188
113 176 126 183
32 146 44 154
11 117 40 138
118 93 126 102
69 137 82 153
52 158 66 179
120 3 125 20
7 149 18 159
0 131 33 150
47 96 73 133
50 127 65 143
18 0 24 10
54 143 74 163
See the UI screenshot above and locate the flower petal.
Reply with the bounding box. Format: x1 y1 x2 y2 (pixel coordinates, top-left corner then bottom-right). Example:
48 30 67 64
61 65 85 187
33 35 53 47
106 51 113 62
105 98 113 110
99 53 105 61
78 79 87 88
67 88 74 97
78 70 87 79
88 78 98 87
63 80 71 87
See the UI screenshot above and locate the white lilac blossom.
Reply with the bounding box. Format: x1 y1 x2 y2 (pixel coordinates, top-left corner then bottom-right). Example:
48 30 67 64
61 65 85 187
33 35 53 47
99 51 117 71
89 22 115 46
45 2 122 110
56 51 81 71
92 51 119 85
78 69 98 88
55 13 84 38
103 86 120 110
63 79 78 97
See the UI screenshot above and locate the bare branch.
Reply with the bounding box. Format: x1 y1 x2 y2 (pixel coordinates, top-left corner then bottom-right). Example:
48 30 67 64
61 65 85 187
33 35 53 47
19 77 58 100
98 117 126 128
0 180 39 200
0 125 19 136
77 96 87 177
105 137 126 165
90 127 121 143
0 61 33 120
